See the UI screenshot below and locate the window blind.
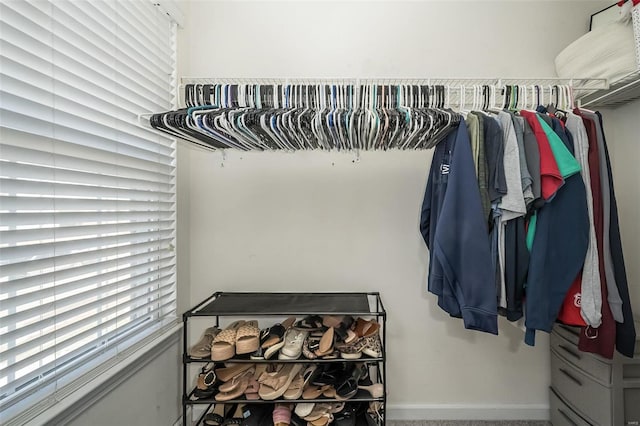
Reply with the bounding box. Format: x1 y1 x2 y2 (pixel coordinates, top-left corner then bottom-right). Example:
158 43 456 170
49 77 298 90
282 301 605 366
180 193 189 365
0 0 177 419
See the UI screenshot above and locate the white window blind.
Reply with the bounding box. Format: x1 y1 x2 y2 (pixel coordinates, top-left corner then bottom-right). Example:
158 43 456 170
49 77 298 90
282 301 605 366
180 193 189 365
0 0 177 420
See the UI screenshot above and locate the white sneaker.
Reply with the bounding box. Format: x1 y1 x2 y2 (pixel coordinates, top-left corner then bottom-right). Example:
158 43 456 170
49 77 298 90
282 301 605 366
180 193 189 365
280 328 309 358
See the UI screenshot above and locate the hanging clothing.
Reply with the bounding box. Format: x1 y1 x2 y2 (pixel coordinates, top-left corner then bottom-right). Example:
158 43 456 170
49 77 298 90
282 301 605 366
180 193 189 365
576 109 616 359
561 112 600 328
420 120 498 335
419 107 633 357
522 115 589 346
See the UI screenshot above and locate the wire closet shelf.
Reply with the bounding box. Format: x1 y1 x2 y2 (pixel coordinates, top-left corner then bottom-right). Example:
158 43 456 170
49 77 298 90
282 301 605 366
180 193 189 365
142 77 610 152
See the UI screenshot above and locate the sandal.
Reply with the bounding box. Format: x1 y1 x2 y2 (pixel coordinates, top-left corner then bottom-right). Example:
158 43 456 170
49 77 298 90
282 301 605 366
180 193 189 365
261 317 296 349
244 377 260 400
294 315 324 331
212 320 246 361
204 404 230 426
190 327 220 358
302 331 323 360
258 363 303 400
314 327 334 357
295 402 315 418
216 363 255 382
219 368 255 393
284 368 305 400
335 337 366 360
215 376 250 401
335 364 363 400
221 404 246 425
236 320 261 355
273 403 293 426
354 318 380 339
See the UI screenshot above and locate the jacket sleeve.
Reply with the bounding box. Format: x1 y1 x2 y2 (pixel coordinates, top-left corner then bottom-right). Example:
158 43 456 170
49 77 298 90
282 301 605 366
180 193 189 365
432 120 498 334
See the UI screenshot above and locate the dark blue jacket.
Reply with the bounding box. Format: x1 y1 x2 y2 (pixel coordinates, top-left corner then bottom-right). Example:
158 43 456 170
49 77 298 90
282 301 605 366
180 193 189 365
421 121 498 334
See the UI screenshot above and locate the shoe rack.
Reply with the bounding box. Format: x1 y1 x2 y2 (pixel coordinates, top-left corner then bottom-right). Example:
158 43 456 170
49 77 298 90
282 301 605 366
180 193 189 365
181 292 387 426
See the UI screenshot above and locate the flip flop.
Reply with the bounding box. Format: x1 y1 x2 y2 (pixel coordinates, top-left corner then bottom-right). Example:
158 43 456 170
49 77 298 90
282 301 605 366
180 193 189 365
218 368 255 393
215 376 250 401
212 321 246 361
216 363 255 382
236 320 261 355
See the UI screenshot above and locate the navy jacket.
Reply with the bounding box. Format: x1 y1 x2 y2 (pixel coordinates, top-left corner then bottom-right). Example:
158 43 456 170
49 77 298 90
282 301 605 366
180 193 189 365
421 121 498 335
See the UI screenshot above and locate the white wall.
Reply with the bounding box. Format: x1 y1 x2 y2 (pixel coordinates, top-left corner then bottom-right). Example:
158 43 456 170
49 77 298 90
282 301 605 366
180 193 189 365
603 99 640 314
178 0 612 420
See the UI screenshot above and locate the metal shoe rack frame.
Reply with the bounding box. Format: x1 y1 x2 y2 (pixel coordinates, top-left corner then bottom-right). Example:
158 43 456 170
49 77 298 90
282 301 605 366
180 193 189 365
181 291 387 426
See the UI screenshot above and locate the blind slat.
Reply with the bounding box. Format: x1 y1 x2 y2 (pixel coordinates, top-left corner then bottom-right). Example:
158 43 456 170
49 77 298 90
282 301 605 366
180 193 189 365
2 254 175 307
0 129 175 183
0 294 176 397
0 210 175 228
0 238 174 281
0 158 174 193
2 269 176 345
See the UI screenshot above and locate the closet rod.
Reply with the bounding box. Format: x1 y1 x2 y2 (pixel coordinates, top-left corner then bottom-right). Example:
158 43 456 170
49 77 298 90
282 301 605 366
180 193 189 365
180 76 608 88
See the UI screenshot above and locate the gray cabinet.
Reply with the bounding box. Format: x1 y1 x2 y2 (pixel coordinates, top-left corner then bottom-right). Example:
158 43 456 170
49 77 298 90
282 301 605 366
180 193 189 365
550 323 640 426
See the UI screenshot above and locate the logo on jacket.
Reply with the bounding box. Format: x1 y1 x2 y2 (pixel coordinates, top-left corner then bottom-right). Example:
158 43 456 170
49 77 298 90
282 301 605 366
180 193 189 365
573 293 581 308
440 164 450 175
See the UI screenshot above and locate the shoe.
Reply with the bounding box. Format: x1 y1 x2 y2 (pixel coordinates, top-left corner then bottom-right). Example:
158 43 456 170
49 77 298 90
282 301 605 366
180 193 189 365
211 321 246 361
335 364 364 400
332 403 359 426
302 331 323 360
314 327 334 357
361 334 382 358
203 404 232 426
335 338 366 360
258 363 303 400
216 363 255 382
273 403 293 426
358 383 384 398
236 320 261 355
281 328 309 358
354 318 380 339
190 327 220 358
293 315 324 331
261 317 296 349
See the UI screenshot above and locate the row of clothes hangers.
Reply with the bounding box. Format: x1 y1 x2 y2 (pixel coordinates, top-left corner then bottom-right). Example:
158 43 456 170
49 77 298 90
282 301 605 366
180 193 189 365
149 82 577 151
150 83 460 151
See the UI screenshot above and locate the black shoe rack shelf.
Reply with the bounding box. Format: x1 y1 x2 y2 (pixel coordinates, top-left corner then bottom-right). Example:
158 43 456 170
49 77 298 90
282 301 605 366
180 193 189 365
182 292 387 426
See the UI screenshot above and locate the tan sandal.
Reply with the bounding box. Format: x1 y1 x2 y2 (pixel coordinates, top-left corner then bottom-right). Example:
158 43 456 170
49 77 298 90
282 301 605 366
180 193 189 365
190 327 220 358
211 320 245 361
314 327 334 357
236 320 260 355
258 364 303 400
215 362 254 382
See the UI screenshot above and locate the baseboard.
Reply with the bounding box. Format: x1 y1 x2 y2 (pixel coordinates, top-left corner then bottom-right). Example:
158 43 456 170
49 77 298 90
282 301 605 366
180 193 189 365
386 404 550 421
